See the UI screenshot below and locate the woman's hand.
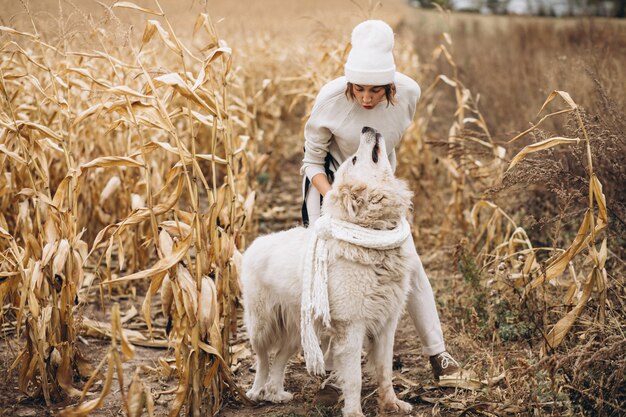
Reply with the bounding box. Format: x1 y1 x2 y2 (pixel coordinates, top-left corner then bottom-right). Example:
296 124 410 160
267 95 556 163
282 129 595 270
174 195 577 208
311 173 332 197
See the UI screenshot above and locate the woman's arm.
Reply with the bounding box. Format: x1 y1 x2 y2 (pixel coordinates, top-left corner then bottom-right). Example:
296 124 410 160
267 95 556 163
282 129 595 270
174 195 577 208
311 173 332 197
302 78 348 195
302 91 335 190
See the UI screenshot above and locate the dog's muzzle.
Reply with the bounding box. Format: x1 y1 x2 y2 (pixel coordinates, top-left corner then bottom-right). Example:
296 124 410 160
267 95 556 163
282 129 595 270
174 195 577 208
362 127 380 163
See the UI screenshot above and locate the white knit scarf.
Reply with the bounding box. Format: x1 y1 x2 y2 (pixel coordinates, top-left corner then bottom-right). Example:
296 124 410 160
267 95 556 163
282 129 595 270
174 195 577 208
300 213 411 375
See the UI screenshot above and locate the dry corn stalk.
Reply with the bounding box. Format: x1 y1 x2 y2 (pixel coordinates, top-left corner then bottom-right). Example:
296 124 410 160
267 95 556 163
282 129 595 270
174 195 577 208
463 90 608 352
504 91 608 349
396 29 506 241
0 1 257 414
58 303 137 417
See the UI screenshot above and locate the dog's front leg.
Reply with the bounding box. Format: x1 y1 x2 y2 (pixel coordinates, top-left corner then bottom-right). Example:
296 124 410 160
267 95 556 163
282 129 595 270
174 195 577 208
370 318 412 414
334 323 366 417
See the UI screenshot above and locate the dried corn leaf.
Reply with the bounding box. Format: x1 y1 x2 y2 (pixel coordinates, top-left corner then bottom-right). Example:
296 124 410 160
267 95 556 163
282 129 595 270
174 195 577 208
158 228 174 257
99 176 121 204
112 1 161 15
103 231 192 284
0 144 27 165
66 67 112 89
507 137 580 171
160 220 192 238
529 210 592 289
18 121 64 142
167 354 190 417
538 90 578 115
591 174 608 228
142 271 168 336
72 103 104 127
52 239 70 278
81 317 149 348
90 177 184 253
58 351 116 417
198 276 217 340
0 226 12 239
143 20 180 53
175 264 198 325
160 273 173 317
126 370 146 417
153 73 216 114
0 25 38 39
57 345 82 397
546 268 598 348
107 85 151 99
81 156 144 170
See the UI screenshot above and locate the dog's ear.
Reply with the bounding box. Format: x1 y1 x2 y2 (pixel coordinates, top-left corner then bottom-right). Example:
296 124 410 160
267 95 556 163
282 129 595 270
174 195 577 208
367 180 413 213
367 188 386 206
339 183 367 219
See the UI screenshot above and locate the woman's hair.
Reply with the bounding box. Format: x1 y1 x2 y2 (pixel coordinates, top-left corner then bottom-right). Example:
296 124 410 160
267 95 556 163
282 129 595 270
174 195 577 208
345 82 397 106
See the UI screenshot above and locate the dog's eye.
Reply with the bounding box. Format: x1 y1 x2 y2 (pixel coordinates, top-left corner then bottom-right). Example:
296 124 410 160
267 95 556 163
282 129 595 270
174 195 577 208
352 156 357 165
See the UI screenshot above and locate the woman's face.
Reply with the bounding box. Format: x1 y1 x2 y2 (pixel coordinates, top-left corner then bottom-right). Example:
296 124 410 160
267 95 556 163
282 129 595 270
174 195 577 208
352 84 386 109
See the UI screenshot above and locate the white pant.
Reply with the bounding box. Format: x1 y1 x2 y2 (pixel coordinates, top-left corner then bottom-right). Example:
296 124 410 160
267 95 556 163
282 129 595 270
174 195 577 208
305 185 446 356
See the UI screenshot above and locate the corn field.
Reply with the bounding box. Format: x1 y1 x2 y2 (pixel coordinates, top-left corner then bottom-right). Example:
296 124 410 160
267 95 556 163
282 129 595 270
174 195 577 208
0 1 623 416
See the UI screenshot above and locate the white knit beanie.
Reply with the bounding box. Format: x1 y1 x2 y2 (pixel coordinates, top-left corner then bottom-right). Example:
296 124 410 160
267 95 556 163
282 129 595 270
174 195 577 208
344 20 396 86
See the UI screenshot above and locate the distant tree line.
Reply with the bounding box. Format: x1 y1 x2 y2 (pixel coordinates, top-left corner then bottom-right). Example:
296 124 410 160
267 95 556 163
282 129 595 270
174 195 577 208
409 0 625 16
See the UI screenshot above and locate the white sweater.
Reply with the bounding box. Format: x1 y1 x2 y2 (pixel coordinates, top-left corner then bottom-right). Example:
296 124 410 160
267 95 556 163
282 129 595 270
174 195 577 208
302 72 421 180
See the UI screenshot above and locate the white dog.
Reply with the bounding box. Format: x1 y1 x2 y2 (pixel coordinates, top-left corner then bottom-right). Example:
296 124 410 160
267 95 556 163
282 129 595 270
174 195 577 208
241 127 414 417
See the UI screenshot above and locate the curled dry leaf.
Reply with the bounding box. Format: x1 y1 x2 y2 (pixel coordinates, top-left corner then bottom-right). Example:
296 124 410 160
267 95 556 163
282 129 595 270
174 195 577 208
112 1 161 15
30 261 44 297
49 347 62 368
27 263 40 318
0 226 13 239
106 85 151 99
507 137 580 171
175 264 198 325
72 250 84 289
103 231 192 284
153 72 217 115
142 20 180 53
17 200 30 230
159 220 191 239
243 191 255 222
126 370 146 417
52 239 70 278
538 89 578 115
198 276 217 341
99 176 121 204
0 144 27 165
80 156 144 170
158 228 174 258
43 216 59 244
57 344 82 398
130 193 145 210
161 273 173 317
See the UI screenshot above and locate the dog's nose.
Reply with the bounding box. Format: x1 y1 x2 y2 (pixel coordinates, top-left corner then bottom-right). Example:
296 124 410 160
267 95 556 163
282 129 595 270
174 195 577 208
362 126 375 134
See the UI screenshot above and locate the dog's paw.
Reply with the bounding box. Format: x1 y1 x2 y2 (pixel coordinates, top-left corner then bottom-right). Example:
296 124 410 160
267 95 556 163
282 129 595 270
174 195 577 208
396 399 413 414
246 388 265 402
263 388 293 403
380 398 413 414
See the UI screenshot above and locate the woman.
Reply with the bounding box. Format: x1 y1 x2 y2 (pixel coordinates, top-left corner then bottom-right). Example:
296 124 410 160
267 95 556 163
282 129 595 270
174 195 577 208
301 20 465 399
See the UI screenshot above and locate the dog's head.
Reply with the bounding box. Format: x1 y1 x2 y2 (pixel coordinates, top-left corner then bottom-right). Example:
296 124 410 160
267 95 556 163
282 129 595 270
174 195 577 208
323 127 413 229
